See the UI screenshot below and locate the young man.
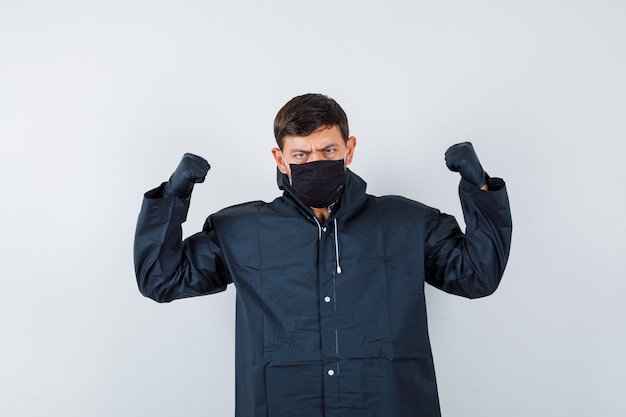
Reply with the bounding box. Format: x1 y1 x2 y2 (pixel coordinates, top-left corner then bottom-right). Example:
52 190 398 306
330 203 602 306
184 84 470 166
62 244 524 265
134 93 512 417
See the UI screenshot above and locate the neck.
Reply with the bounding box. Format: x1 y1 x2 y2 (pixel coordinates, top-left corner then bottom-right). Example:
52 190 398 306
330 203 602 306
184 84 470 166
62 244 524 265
311 207 329 223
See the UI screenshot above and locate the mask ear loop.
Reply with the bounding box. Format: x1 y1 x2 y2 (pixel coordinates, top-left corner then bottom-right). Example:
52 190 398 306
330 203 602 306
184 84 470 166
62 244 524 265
280 152 293 185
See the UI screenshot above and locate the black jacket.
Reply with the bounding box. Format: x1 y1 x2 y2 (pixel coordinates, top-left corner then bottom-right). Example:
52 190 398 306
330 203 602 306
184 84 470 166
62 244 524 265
134 169 512 417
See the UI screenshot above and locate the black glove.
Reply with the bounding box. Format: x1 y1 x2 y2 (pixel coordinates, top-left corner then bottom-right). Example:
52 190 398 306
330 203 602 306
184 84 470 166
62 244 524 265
444 142 487 188
162 153 211 198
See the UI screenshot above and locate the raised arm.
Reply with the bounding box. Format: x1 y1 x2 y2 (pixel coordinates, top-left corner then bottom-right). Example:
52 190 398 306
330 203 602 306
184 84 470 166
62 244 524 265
425 142 512 298
133 153 232 302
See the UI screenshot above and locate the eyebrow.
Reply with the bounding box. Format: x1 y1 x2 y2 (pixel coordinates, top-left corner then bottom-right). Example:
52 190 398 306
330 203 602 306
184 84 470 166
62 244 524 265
290 144 339 154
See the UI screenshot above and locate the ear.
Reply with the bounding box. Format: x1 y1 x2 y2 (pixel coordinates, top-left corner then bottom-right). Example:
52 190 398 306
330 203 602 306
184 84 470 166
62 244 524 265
271 148 288 174
345 136 357 166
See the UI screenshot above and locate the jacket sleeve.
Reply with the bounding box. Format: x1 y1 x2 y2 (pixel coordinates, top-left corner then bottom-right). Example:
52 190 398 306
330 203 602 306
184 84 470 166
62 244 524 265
133 184 232 303
424 177 512 299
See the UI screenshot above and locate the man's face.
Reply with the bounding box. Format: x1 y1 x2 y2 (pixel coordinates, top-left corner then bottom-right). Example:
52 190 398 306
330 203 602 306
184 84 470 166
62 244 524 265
271 125 357 177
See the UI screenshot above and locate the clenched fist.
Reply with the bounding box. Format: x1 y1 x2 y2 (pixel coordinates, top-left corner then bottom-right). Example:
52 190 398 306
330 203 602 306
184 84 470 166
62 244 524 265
162 153 211 198
445 142 487 188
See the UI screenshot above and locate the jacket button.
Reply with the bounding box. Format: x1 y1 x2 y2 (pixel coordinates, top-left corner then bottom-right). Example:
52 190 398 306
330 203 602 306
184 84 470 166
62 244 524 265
322 227 327 232
324 296 331 303
327 369 335 376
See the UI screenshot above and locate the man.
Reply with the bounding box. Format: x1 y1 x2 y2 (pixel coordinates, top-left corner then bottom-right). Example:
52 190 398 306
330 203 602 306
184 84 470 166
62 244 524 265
134 93 512 417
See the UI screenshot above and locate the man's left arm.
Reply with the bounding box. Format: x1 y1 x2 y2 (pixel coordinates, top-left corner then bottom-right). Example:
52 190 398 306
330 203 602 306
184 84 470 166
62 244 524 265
424 142 513 298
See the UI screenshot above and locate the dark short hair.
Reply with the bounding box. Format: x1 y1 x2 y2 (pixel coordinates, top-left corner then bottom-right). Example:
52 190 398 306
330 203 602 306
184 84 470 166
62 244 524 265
273 93 349 149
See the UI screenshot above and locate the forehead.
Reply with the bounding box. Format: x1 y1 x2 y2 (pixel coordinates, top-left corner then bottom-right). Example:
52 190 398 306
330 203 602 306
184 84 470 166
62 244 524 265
282 125 346 151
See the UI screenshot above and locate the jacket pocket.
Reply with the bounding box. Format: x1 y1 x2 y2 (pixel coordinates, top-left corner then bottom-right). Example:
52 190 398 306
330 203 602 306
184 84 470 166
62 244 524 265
265 363 324 417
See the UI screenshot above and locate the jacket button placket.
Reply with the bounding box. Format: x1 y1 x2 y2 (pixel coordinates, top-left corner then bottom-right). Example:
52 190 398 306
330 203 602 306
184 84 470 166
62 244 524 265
318 224 340 409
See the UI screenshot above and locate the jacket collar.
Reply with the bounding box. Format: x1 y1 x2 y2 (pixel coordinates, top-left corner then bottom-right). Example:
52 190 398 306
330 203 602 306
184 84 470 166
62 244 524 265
276 167 368 219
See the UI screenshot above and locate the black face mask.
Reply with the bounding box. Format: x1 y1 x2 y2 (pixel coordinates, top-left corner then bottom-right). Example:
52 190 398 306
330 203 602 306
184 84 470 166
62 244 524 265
289 159 346 208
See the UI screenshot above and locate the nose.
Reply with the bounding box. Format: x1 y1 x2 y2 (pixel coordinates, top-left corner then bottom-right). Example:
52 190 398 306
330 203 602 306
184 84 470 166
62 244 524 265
308 152 322 162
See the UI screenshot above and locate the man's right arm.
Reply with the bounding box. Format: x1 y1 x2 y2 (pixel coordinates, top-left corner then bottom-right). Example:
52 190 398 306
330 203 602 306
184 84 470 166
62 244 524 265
133 154 232 302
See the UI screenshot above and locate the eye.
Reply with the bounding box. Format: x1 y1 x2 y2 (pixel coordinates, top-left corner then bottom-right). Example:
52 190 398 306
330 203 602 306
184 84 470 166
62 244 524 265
324 148 335 154
294 152 306 159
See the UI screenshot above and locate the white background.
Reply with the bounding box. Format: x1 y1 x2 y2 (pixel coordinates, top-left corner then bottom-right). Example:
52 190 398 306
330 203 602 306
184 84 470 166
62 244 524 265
1 1 625 416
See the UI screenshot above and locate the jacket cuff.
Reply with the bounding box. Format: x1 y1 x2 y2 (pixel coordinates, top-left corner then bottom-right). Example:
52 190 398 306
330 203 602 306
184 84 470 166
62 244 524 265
459 176 506 192
144 182 170 199
144 182 193 203
140 183 191 224
485 176 506 191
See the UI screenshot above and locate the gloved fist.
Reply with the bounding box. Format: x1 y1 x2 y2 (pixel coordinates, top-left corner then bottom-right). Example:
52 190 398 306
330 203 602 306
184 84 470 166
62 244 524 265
445 142 487 188
163 153 211 198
